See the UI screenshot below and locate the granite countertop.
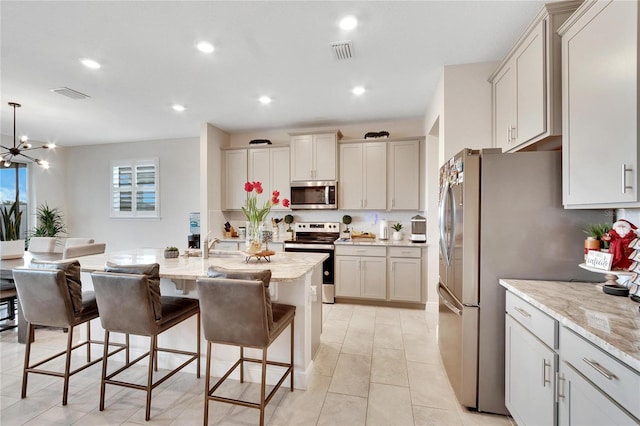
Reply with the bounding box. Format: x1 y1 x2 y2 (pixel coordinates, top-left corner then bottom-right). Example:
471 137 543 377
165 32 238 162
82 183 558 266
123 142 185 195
50 248 327 282
499 279 640 372
334 238 427 248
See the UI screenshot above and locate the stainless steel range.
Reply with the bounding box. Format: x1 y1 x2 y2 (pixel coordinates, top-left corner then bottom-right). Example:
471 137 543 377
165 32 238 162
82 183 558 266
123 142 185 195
284 222 339 303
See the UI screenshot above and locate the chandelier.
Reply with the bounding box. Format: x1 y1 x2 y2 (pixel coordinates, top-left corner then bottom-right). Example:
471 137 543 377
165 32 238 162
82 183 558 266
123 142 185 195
1 102 54 168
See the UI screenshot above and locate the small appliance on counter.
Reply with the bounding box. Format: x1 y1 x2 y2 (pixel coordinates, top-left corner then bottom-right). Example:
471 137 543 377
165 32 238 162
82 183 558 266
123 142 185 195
410 215 426 242
379 219 389 240
188 212 200 249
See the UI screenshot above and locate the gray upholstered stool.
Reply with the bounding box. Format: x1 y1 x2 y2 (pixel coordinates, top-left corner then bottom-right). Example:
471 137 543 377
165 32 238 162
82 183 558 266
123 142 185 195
197 271 295 426
12 266 126 405
91 268 201 421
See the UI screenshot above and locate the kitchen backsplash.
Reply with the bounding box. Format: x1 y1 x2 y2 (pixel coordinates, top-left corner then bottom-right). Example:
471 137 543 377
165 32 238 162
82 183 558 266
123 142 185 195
617 208 640 226
222 210 423 238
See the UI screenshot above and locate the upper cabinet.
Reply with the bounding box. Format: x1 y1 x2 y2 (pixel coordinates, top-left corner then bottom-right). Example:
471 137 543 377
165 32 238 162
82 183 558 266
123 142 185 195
339 142 387 210
222 149 248 210
223 146 290 211
388 140 420 210
289 131 341 181
248 146 291 211
559 0 639 208
488 1 581 152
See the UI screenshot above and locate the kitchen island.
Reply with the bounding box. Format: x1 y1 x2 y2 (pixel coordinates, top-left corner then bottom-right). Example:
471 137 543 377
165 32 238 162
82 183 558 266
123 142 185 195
10 249 327 389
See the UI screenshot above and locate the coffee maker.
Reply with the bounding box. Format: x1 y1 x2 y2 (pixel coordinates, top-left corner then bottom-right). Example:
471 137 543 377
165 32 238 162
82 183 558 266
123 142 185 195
410 215 426 242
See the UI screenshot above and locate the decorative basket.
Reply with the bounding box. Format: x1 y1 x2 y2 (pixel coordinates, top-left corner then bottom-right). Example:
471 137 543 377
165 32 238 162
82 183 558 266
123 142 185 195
164 250 179 259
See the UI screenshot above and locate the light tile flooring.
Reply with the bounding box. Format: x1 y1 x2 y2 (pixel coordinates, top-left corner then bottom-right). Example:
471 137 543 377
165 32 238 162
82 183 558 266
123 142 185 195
0 303 514 425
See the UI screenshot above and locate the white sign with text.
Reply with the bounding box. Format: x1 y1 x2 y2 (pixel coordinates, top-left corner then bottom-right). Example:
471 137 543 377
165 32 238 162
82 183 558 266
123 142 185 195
585 250 614 271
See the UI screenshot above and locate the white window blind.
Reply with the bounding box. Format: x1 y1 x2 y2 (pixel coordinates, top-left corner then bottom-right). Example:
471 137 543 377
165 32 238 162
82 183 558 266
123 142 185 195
110 159 159 218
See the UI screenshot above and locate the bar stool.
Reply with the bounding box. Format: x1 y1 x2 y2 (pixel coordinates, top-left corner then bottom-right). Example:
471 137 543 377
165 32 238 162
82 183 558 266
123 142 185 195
0 279 18 332
12 262 126 405
91 265 200 421
196 269 295 426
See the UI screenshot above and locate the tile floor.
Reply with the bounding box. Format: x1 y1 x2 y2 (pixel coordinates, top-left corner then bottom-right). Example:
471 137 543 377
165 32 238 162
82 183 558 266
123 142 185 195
0 303 514 425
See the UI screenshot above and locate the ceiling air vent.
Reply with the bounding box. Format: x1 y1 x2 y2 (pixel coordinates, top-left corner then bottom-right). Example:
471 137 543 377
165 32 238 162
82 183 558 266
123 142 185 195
330 40 354 60
49 87 90 99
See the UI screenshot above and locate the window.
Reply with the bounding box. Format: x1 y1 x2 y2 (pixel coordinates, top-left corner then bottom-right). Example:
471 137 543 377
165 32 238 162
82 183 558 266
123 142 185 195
111 158 159 218
0 162 28 237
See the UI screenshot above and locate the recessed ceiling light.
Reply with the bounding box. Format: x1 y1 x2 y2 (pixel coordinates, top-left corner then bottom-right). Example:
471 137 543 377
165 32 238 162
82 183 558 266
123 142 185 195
172 104 186 112
352 86 366 95
339 16 358 31
196 41 215 53
80 58 101 69
259 96 272 105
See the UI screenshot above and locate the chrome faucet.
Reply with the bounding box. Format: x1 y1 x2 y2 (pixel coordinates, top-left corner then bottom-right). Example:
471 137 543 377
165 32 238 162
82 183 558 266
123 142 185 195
202 232 219 259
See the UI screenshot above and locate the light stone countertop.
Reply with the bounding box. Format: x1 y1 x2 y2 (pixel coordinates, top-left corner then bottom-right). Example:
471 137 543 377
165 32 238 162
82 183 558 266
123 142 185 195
334 238 427 248
499 279 640 372
59 248 328 282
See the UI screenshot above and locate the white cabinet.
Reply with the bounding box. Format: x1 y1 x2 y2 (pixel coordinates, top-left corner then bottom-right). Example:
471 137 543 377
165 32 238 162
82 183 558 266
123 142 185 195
489 1 580 152
505 314 556 426
248 146 290 211
388 140 420 210
289 131 340 182
335 246 386 300
557 362 638 426
214 241 240 251
558 326 640 424
222 149 247 210
559 0 639 208
339 142 386 210
388 247 421 302
505 291 558 426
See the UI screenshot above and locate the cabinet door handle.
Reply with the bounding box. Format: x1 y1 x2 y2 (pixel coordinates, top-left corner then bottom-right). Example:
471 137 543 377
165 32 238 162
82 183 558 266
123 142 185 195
556 372 565 402
507 126 511 145
392 198 395 208
582 358 617 380
542 359 551 387
622 164 633 193
514 307 531 318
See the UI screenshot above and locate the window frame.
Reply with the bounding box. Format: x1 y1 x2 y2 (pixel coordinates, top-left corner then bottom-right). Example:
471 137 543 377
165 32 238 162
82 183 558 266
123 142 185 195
110 158 160 219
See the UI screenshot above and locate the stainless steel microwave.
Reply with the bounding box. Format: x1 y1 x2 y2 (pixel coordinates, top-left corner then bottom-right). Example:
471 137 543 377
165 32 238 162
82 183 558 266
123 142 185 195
289 181 337 210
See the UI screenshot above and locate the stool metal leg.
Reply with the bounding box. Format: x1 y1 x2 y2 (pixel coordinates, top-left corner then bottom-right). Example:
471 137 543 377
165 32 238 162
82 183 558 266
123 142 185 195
100 330 110 411
86 321 91 362
21 322 34 399
239 346 244 383
62 325 74 405
290 318 295 391
145 335 156 421
196 311 201 379
260 348 268 426
203 341 212 426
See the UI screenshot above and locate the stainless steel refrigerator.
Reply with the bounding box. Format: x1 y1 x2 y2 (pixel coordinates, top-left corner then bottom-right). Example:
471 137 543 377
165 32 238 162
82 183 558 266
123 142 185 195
437 149 608 415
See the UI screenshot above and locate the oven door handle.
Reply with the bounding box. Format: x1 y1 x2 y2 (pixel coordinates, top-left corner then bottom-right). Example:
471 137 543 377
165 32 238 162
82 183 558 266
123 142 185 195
284 243 335 250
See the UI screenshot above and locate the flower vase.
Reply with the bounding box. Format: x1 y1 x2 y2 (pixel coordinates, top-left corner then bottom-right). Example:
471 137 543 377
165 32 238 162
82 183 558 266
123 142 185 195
246 221 263 254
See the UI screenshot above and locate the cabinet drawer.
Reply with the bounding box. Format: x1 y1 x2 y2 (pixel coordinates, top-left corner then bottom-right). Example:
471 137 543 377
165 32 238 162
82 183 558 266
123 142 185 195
335 245 386 257
560 327 640 420
506 291 557 349
388 247 421 258
215 241 239 251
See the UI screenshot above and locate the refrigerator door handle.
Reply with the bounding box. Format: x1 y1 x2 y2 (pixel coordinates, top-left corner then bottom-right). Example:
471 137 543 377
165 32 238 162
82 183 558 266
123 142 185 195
438 282 462 316
439 180 455 266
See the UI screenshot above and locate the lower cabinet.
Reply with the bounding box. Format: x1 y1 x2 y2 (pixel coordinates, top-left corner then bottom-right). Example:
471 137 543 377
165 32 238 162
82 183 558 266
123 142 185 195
335 246 386 300
505 290 640 425
388 247 421 302
505 314 557 426
557 362 638 426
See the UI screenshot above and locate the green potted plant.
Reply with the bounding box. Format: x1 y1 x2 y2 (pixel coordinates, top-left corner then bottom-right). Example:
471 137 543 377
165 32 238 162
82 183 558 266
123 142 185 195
284 214 294 240
1 200 25 259
584 223 612 249
342 215 352 236
164 246 179 258
392 223 403 241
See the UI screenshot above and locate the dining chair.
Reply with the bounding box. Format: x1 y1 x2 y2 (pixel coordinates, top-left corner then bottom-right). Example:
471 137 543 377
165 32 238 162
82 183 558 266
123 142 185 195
0 279 17 332
196 269 295 426
27 237 56 253
91 264 200 421
62 243 106 259
12 262 126 405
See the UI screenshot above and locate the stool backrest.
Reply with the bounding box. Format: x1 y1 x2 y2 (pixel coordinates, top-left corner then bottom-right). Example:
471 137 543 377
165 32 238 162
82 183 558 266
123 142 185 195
197 277 270 348
91 271 158 336
13 269 75 327
28 237 56 253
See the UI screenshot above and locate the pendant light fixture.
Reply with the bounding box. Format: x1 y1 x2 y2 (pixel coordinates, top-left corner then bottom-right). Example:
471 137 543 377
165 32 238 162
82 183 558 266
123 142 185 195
1 102 54 168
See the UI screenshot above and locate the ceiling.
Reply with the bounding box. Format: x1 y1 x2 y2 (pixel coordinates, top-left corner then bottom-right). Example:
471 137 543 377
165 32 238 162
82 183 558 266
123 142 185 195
1 1 548 147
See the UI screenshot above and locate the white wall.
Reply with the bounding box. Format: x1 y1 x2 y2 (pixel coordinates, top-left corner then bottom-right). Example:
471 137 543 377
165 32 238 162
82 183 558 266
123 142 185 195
65 137 199 251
